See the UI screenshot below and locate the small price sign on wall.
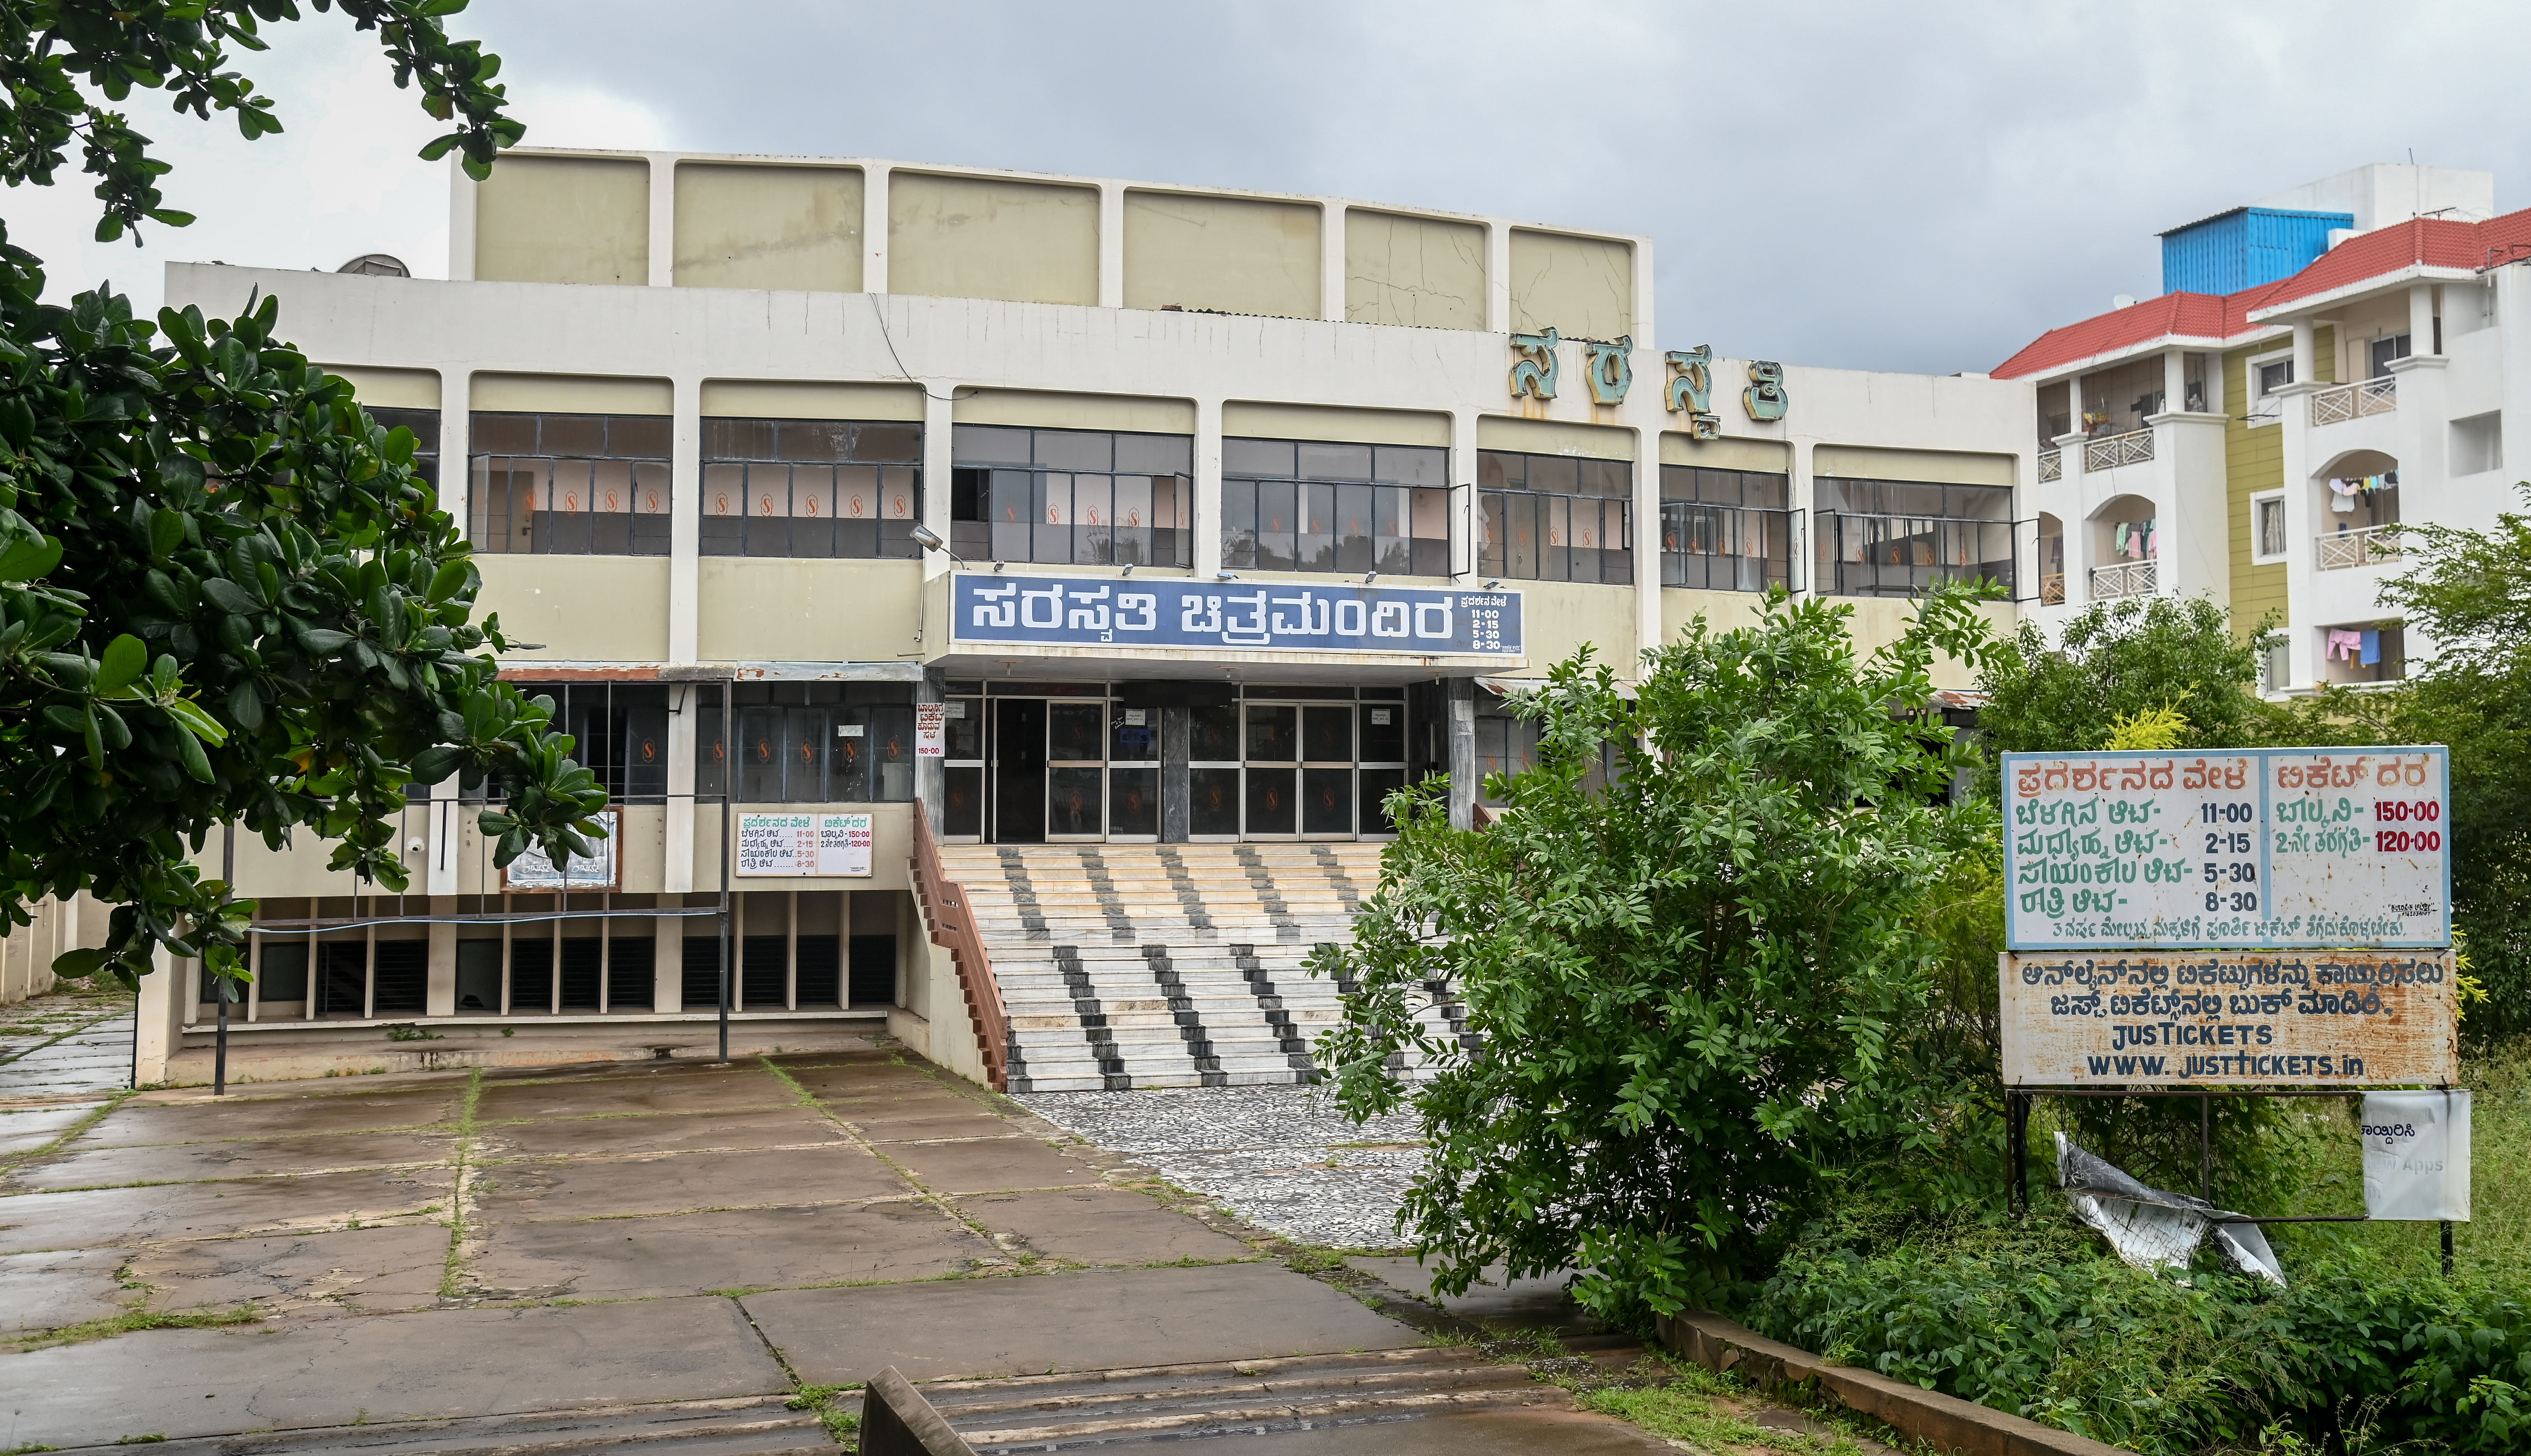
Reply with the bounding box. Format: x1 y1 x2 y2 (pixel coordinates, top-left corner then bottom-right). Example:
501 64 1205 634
736 812 873 878
915 703 946 759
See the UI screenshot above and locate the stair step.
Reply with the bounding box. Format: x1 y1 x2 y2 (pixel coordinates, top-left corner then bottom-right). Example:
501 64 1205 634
51 1399 833 1456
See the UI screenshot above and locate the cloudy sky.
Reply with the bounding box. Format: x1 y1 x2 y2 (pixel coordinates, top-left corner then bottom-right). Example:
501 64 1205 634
7 1 2526 375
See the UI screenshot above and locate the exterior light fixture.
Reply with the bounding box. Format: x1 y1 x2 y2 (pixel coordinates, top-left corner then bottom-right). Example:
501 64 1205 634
1120 563 1136 577
1362 571 1378 584
1216 571 1240 581
1483 578 1501 589
908 523 945 552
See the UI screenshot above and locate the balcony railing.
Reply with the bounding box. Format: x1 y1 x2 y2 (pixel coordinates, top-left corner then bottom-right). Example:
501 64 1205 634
2082 428 2154 472
2310 377 2397 426
2317 524 2402 571
2090 560 2158 600
2038 449 2062 483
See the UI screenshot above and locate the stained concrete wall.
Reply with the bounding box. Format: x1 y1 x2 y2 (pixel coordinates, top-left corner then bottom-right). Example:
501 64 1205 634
1123 190 1321 320
1508 228 1634 341
889 172 1100 307
672 162 864 293
1344 208 1486 330
475 155 649 287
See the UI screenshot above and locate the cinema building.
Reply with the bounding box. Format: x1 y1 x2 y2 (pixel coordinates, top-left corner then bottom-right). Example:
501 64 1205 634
93 148 2035 1087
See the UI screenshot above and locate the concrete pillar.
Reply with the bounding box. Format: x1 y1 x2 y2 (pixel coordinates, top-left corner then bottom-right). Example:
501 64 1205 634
654 910 684 1015
1446 678 1476 831
1485 223 1512 335
134 944 184 1086
2292 319 2317 388
1097 183 1125 310
922 384 954 583
1160 704 1190 843
861 164 891 297
917 668 946 831
2162 348 2187 417
426 911 457 1018
1192 398 1224 578
667 375 701 665
645 154 675 288
2410 283 2438 357
1789 436 1818 596
1451 411 1480 580
446 156 477 281
1319 201 1344 323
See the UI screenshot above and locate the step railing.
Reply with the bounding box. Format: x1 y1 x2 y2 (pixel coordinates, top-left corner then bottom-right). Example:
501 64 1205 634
909 799 1011 1090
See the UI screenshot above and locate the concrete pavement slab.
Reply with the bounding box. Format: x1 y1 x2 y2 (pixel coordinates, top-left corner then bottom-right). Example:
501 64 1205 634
840 1107 1027 1142
0 1167 453 1253
785 1065 950 1099
131 1225 452 1314
1 1248 132 1333
7 1131 456 1190
475 1071 797 1119
73 1090 463 1147
956 1188 1258 1266
473 1144 909 1220
0 1296 787 1449
745 1262 1424 1385
0 1103 102 1156
474 1105 847 1158
468 1199 995 1299
886 1136 1104 1195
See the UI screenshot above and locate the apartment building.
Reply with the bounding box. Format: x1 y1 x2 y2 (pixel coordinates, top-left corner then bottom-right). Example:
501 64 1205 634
1995 163 2526 691
72 148 2039 1085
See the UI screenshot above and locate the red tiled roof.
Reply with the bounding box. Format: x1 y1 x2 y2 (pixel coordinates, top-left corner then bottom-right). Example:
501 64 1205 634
1993 206 2531 379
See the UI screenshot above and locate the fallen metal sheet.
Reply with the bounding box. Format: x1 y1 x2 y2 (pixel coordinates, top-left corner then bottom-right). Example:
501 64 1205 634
2054 1132 2287 1286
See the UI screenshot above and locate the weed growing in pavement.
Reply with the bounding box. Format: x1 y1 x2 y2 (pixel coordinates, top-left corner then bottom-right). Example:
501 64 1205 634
383 1025 440 1042
784 1382 864 1446
4 1306 259 1354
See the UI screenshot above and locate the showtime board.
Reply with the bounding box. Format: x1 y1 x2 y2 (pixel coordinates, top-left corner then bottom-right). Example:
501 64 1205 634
2000 948 2459 1086
2002 748 2451 952
735 812 873 878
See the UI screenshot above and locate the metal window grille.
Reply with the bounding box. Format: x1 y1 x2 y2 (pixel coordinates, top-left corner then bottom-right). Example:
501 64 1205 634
948 426 1192 567
701 418 923 559
468 413 671 556
1216 438 1451 575
1474 449 1633 584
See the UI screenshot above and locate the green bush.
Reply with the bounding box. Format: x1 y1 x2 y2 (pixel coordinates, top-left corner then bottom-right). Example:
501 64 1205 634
1752 1207 2531 1455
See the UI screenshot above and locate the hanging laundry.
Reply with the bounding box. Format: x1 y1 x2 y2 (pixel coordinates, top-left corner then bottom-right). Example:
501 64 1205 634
2360 630 2381 667
2327 629 2364 661
2331 478 2358 513
2115 521 2130 557
2145 518 2158 558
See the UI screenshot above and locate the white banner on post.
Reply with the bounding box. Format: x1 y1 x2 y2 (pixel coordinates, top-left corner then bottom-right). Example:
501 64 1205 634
736 811 873 878
2362 1089 2471 1221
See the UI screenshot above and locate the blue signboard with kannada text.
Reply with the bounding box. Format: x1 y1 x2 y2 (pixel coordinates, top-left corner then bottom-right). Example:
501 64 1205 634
949 573 1522 656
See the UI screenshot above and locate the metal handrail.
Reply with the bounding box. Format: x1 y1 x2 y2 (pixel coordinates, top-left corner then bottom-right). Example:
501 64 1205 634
909 798 1010 1090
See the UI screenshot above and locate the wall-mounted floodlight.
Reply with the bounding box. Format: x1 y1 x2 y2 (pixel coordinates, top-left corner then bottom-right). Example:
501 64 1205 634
1483 578 1502 589
1121 563 1136 577
1216 571 1240 581
908 523 946 552
1362 571 1378 585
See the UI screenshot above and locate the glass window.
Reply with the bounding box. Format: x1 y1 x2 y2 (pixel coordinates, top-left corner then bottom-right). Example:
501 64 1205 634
1220 437 1451 577
1659 466 1798 593
948 426 1190 567
1813 475 2016 598
503 682 672 803
1474 449 1632 584
701 418 922 560
2256 498 2287 558
2368 334 2412 378
469 413 671 556
689 683 916 804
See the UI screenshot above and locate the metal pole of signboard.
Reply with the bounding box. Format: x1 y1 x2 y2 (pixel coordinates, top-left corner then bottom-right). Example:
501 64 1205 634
2008 1091 2029 1222
718 678 734 1065
2199 1090 2212 1203
215 823 235 1096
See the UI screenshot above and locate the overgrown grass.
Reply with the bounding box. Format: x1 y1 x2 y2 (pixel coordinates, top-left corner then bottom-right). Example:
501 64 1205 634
5 1305 260 1354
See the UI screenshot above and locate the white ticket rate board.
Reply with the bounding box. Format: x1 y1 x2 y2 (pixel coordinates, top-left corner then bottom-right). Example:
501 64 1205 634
736 812 873 878
2002 748 2450 951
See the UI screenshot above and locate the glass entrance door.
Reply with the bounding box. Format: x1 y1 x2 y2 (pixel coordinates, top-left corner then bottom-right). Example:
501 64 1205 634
990 698 1047 843
1046 701 1106 839
1298 704 1354 838
1189 701 1241 841
1242 704 1299 838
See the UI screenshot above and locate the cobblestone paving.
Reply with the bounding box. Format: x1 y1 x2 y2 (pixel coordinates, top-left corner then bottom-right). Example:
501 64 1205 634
0 989 133 1101
1016 1085 1427 1249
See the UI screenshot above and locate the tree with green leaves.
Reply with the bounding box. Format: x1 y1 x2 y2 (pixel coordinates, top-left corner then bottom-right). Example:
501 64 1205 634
2378 486 2531 1040
0 1 600 990
1310 589 2007 1320
1974 595 2287 756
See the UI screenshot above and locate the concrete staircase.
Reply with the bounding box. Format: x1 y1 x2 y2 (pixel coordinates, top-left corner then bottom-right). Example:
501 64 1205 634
935 843 1474 1093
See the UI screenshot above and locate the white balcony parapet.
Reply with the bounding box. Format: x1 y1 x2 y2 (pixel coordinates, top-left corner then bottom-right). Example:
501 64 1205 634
2310 377 2397 426
2082 428 2153 472
2038 449 2062 483
2317 524 2402 571
2089 560 2157 600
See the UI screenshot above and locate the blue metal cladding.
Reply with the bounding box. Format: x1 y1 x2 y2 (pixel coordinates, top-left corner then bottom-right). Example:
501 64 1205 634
2161 207 2354 295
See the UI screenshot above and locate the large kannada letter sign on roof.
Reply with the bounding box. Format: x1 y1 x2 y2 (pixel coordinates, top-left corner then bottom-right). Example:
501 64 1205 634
2001 748 2451 952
